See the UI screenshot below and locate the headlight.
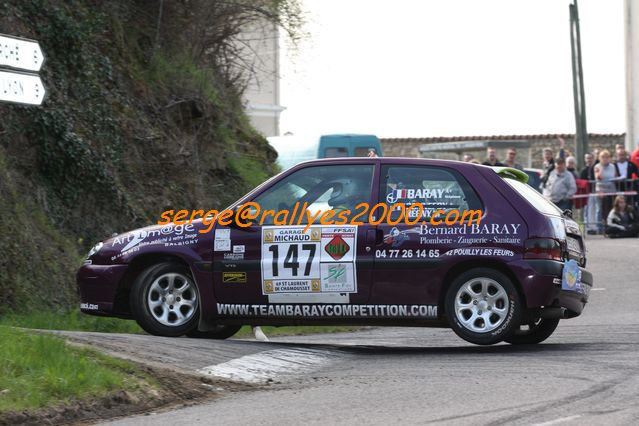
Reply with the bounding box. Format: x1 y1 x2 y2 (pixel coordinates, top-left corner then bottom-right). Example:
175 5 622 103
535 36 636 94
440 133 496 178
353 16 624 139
87 242 104 259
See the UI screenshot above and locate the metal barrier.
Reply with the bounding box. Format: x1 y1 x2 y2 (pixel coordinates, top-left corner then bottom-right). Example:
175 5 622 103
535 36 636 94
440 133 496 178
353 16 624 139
570 178 638 234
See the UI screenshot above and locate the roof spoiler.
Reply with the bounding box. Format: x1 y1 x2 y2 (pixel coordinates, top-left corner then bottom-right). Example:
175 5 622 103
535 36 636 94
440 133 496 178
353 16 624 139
492 167 529 184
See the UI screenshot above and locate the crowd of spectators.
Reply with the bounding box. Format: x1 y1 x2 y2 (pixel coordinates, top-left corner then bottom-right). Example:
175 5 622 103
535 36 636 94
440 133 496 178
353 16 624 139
461 140 639 238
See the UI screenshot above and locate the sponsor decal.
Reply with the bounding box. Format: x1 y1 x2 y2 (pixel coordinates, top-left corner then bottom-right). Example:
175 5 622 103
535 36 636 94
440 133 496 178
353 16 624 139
233 245 245 254
383 227 410 248
376 248 439 258
386 188 449 204
80 302 99 310
382 223 524 247
110 224 199 261
223 253 244 260
324 235 350 260
215 229 231 240
214 239 231 252
443 248 514 257
217 303 438 318
261 226 357 296
562 259 584 293
223 272 247 283
214 228 231 252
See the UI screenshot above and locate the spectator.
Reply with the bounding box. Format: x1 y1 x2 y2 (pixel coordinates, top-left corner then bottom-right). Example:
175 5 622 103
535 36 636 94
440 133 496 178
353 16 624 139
541 138 568 188
605 196 639 238
503 148 523 170
542 157 577 211
463 153 474 162
631 145 639 169
580 153 595 180
482 147 504 166
367 148 379 158
469 159 481 165
566 156 579 179
594 150 619 232
581 152 597 234
539 148 555 189
613 148 638 191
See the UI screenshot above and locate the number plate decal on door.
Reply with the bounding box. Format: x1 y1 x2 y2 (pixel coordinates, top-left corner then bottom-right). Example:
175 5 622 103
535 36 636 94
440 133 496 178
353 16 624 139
261 226 358 295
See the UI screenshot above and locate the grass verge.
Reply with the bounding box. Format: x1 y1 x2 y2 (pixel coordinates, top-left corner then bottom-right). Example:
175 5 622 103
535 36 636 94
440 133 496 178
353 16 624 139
0 326 154 414
0 310 143 334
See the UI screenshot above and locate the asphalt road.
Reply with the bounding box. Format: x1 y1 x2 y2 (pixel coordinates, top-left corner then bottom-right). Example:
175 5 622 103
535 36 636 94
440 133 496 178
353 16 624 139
72 236 639 425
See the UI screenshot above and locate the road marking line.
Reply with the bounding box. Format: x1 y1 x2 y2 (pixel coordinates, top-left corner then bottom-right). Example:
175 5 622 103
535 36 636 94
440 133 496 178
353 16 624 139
590 288 606 291
533 414 582 426
197 348 336 384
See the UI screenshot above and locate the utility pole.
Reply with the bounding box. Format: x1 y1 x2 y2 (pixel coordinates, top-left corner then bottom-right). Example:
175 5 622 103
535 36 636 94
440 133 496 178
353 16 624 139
569 0 588 168
625 0 639 152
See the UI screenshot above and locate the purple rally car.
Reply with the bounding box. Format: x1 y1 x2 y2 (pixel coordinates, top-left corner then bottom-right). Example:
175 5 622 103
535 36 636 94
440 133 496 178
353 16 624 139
77 158 593 345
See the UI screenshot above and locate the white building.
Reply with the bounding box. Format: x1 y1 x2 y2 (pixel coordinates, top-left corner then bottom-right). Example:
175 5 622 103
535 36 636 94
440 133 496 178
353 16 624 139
237 20 285 137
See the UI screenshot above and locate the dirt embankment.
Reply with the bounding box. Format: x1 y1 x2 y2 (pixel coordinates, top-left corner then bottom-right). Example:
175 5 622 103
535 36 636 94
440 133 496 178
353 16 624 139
0 0 285 313
0 359 253 426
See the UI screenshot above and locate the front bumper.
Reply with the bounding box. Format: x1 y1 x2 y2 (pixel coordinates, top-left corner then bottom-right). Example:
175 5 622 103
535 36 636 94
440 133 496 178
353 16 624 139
76 263 128 316
515 259 593 317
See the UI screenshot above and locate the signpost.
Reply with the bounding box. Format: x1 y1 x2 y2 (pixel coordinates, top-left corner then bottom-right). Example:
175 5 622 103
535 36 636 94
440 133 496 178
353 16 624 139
0 33 46 106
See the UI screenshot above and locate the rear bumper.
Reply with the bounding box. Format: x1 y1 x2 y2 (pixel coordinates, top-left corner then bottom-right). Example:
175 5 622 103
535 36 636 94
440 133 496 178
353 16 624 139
76 263 128 316
514 259 593 317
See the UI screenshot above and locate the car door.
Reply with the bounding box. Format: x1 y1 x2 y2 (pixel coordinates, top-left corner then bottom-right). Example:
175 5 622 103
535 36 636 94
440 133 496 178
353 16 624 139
371 164 483 307
212 163 377 316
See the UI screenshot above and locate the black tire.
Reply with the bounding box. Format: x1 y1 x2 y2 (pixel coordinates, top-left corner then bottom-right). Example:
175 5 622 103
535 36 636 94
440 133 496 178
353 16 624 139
505 318 559 345
445 268 521 345
186 325 242 340
130 262 200 337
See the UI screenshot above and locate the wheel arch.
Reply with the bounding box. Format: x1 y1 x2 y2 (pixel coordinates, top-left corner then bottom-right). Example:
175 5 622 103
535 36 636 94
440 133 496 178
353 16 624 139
113 253 196 317
438 259 526 316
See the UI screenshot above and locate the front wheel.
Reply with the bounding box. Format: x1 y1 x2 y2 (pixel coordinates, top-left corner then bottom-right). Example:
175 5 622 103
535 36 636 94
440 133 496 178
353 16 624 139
445 268 521 345
505 318 559 345
130 262 200 337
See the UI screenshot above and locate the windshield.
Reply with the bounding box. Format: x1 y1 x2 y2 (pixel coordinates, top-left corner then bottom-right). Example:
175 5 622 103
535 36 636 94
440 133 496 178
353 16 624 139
503 177 563 216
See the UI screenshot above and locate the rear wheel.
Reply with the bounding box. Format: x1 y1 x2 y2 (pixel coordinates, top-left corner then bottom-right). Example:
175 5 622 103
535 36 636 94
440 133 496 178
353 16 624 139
186 325 242 340
505 318 559 345
130 262 199 337
445 268 521 345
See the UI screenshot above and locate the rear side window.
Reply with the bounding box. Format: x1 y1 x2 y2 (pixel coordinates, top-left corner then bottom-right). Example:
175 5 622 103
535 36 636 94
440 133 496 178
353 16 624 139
324 147 348 158
503 178 562 216
379 165 482 220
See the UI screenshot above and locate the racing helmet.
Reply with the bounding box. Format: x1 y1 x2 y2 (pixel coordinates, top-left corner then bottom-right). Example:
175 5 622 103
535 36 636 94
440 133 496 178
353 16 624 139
328 178 362 208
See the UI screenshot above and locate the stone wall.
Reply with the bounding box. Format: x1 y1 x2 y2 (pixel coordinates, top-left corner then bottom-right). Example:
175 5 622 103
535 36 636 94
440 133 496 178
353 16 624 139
381 134 625 168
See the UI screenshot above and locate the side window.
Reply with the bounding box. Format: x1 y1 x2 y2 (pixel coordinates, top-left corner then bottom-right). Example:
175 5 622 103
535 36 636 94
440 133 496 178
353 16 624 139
324 147 348 158
253 165 374 225
379 165 482 221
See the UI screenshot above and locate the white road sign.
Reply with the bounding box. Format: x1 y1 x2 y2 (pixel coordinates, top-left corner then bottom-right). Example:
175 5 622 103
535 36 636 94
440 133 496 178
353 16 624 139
0 34 45 72
0 69 46 105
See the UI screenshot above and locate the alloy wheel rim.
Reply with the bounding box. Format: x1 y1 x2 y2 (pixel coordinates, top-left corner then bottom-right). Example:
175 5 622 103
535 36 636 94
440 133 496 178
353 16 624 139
147 272 198 327
454 277 509 333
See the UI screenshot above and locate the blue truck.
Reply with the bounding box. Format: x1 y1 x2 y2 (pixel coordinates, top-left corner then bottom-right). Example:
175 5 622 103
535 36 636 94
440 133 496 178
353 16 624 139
268 134 384 170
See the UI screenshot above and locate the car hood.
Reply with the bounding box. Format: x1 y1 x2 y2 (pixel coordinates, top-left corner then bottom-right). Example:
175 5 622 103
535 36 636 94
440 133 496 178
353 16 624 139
93 220 212 264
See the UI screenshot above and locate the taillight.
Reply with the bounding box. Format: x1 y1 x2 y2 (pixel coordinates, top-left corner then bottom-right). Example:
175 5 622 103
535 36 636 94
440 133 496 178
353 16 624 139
524 238 563 261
